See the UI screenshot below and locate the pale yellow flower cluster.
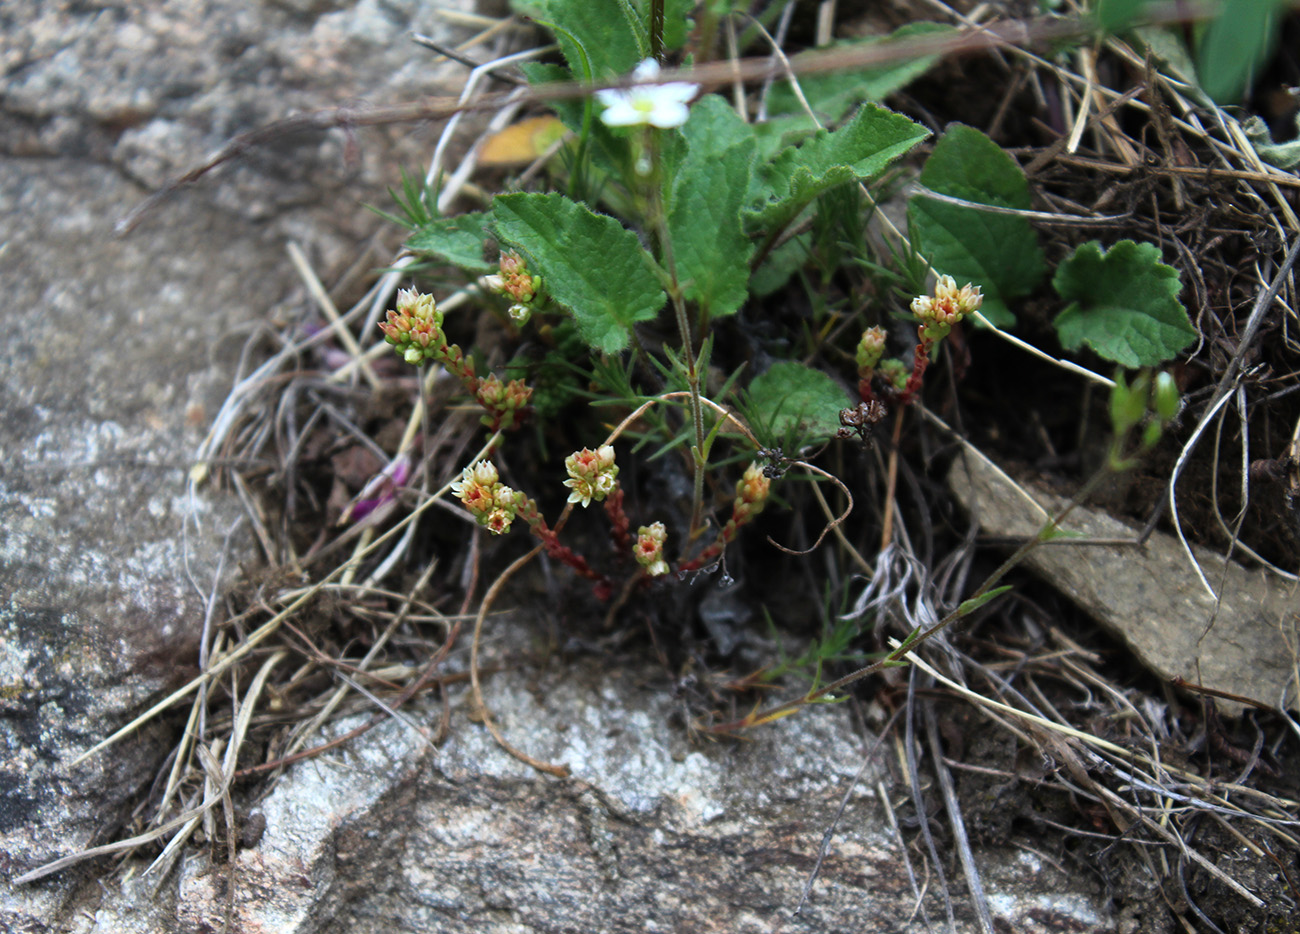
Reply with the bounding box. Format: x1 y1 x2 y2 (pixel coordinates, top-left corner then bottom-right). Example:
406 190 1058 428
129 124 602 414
563 445 619 508
910 275 983 341
634 522 669 577
451 461 521 534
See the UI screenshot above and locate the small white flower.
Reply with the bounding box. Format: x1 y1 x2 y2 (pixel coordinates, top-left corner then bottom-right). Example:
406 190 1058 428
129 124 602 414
595 59 699 129
469 461 499 487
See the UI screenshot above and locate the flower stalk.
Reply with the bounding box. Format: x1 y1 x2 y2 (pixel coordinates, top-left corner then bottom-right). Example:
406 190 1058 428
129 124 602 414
380 287 532 431
678 462 772 572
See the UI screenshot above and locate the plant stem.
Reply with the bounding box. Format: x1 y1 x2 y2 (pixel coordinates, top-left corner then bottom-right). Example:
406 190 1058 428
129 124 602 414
641 128 708 540
649 0 664 61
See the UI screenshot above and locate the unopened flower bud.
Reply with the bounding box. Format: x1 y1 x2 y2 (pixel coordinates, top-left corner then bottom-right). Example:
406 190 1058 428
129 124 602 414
1154 371 1180 423
857 326 887 374
879 358 909 392
732 462 771 522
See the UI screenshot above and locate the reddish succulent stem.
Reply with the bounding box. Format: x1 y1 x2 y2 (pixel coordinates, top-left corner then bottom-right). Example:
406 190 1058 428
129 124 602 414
604 487 631 558
677 517 741 572
895 330 934 406
517 499 615 596
439 341 479 395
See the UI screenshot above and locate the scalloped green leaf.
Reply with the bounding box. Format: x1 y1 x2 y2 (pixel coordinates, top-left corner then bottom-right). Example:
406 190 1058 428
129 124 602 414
750 104 928 232
1052 240 1195 367
669 95 757 319
907 123 1046 327
405 211 495 274
493 192 665 354
746 361 854 444
511 0 643 79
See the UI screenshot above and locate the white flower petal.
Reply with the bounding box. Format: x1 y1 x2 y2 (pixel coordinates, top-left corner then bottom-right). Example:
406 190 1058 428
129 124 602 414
599 99 647 127
647 101 690 128
632 59 661 81
656 81 700 103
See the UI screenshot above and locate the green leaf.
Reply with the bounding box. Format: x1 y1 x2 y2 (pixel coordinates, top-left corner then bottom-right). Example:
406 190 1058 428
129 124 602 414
669 96 757 318
748 113 822 162
1094 0 1154 32
751 103 929 232
955 585 1012 617
767 23 954 123
1132 25 1203 93
405 211 495 274
1243 114 1300 169
493 192 665 354
520 62 631 182
1195 0 1282 104
512 0 643 79
1038 526 1084 542
519 62 585 128
657 0 693 51
1052 240 1195 367
750 232 811 297
745 361 853 444
907 123 1046 326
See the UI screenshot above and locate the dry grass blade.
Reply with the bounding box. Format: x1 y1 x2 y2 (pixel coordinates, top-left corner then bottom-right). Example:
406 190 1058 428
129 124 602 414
287 241 381 391
469 543 567 776
1169 235 1300 597
70 433 502 768
924 701 994 934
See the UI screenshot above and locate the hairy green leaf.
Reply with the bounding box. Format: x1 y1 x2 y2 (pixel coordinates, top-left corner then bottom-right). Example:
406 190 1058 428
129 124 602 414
493 193 665 353
405 211 495 274
669 96 757 319
1244 114 1300 169
745 361 853 444
511 0 643 79
907 123 1046 326
751 104 928 232
1053 240 1195 367
656 0 692 51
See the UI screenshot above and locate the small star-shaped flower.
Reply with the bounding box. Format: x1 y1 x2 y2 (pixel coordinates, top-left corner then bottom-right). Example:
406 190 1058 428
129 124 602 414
596 59 700 129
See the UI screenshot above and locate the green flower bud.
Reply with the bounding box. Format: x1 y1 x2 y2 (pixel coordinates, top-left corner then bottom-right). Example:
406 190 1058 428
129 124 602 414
856 327 887 374
1154 372 1180 424
879 358 909 392
1109 372 1147 435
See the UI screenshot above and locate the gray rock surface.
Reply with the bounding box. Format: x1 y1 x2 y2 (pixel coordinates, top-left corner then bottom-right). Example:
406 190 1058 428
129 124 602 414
949 452 1300 714
1 0 471 928
69 637 1111 933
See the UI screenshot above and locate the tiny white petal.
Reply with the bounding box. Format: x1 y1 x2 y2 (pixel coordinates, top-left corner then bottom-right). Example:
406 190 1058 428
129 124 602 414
632 59 661 81
599 98 646 127
647 101 690 128
656 82 700 103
